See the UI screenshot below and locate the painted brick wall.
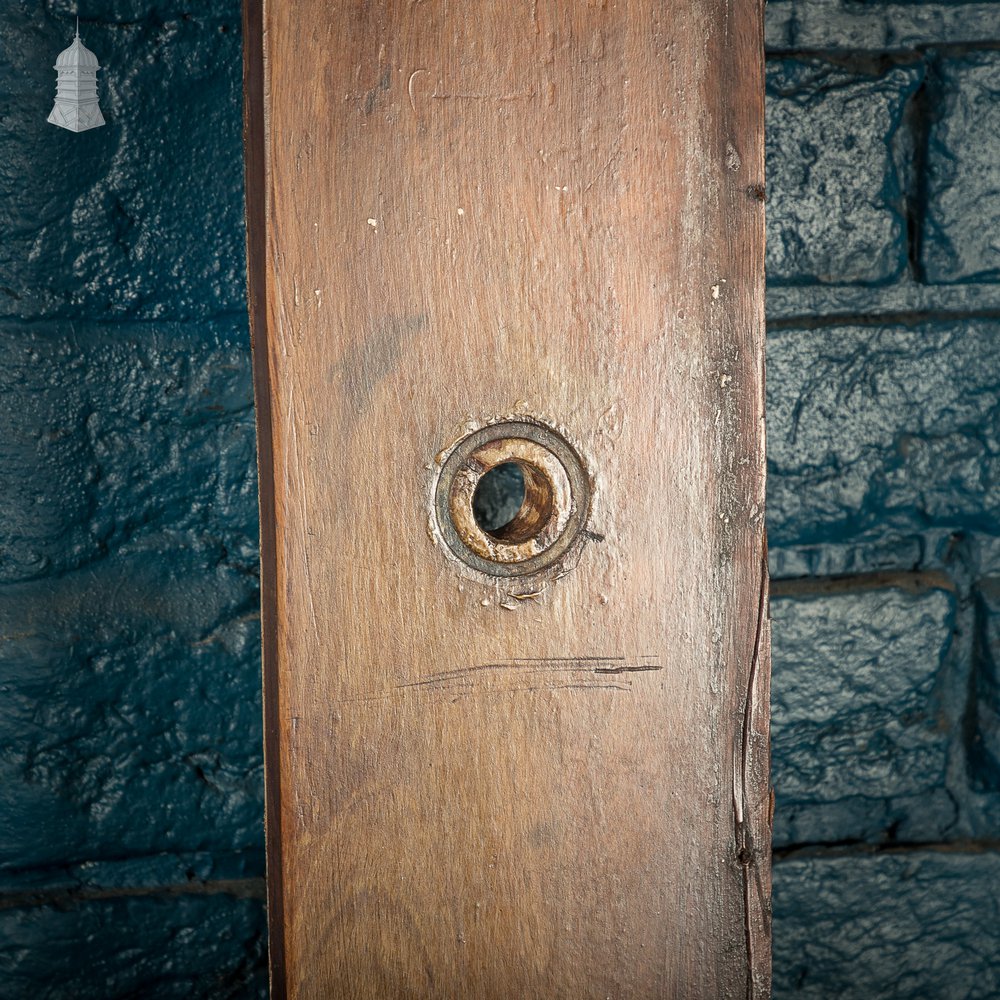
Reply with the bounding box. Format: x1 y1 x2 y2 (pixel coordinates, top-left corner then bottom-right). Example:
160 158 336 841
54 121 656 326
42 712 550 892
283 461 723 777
0 2 268 995
2 1 999 995
765 3 1000 995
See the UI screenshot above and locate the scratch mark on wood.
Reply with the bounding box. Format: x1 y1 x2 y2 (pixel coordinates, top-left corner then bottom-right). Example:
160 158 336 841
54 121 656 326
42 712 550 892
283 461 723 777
432 91 536 102
407 68 428 114
399 656 660 691
334 676 634 705
549 683 630 692
506 655 656 664
584 126 627 193
593 662 662 675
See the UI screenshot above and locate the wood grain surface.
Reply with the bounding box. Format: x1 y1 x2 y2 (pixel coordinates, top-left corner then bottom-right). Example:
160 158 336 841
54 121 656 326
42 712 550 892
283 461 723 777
243 1 770 996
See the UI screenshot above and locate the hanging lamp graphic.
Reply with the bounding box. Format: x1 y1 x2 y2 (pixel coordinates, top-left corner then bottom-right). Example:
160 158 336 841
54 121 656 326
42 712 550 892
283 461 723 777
48 18 105 132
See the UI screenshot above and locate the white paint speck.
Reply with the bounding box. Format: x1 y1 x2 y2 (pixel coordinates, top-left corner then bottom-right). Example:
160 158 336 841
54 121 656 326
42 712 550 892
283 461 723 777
367 218 377 228
711 284 721 299
457 208 465 215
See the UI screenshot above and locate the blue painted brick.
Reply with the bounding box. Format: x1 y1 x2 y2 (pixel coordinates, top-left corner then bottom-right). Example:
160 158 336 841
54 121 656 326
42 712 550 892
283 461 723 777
771 586 956 847
766 2 1000 52
0 320 264 871
768 320 1000 573
922 52 1000 283
0 893 267 999
0 551 264 871
0 5 246 320
0 322 257 584
766 59 922 286
773 851 1000 999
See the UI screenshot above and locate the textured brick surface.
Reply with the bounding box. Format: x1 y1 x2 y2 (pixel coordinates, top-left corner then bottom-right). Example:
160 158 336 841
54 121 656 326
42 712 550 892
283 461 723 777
0 332 262 868
0 5 246 320
0 893 267 999
766 2 1000 51
923 52 1000 283
0 323 257 584
0 322 263 871
768 320 1000 570
772 851 1000 999
0 1 268 990
771 587 956 847
766 59 921 285
0 551 264 871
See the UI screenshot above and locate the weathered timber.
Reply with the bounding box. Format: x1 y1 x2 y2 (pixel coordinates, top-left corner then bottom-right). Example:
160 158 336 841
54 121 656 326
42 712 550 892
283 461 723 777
243 1 769 996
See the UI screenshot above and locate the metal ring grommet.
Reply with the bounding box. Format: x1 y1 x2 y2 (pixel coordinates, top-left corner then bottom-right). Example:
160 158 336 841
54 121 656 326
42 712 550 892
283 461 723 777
434 420 591 578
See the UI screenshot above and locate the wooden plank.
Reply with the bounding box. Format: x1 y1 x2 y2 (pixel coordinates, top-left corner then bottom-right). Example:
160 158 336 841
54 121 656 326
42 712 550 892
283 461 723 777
243 1 770 997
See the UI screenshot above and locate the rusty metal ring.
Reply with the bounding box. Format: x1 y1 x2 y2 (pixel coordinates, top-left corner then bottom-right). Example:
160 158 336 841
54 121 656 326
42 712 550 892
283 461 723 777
434 420 591 578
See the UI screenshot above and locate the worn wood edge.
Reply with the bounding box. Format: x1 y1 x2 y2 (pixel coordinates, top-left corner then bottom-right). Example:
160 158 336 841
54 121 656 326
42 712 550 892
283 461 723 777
241 0 286 995
742 548 772 999
736 4 771 993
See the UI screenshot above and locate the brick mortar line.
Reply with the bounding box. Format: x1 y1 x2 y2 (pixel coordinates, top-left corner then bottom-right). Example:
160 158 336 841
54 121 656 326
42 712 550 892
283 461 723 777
773 839 1000 862
0 876 266 912
768 308 1000 331
770 569 954 597
765 43 1000 59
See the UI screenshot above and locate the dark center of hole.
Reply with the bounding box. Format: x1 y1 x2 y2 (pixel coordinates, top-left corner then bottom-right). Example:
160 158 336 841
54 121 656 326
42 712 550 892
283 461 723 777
472 462 525 535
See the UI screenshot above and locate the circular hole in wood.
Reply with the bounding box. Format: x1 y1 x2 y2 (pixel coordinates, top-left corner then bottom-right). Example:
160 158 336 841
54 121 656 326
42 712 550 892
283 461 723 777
472 461 527 535
473 460 554 544
434 421 590 578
